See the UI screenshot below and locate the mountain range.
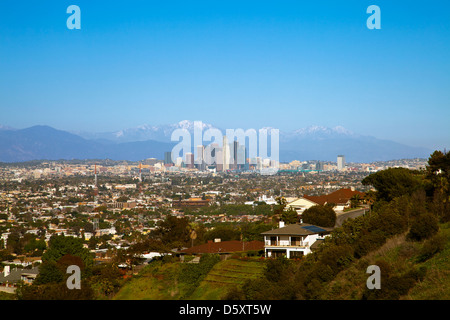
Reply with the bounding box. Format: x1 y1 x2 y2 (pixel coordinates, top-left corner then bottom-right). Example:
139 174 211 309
0 121 433 163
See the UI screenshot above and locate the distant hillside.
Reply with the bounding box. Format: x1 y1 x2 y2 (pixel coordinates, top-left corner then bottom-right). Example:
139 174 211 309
76 121 433 163
0 122 433 162
0 125 174 162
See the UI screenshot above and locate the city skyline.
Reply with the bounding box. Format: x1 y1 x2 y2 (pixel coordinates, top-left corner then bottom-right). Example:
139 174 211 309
1 1 449 151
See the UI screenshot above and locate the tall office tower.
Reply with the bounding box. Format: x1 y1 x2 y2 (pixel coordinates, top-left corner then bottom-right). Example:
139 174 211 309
196 145 205 171
232 140 239 170
337 155 345 171
164 151 173 165
237 144 246 170
223 136 230 171
205 143 219 168
215 147 224 172
185 152 194 169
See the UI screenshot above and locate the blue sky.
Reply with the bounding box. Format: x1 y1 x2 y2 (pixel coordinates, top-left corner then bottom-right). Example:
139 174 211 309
0 1 449 150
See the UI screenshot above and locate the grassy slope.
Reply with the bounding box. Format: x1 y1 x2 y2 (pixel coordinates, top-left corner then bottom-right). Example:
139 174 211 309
113 258 265 300
0 292 15 300
113 261 185 300
322 223 450 300
190 258 265 300
404 225 450 299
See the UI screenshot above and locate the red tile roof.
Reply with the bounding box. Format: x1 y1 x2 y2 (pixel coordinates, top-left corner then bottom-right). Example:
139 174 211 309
180 240 264 255
303 188 364 206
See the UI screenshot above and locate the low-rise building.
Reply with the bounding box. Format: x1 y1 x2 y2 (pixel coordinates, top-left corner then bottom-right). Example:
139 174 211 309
261 222 332 258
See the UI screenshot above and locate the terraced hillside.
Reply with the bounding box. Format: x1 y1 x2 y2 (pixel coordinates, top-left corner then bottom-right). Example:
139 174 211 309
189 258 265 299
113 257 265 300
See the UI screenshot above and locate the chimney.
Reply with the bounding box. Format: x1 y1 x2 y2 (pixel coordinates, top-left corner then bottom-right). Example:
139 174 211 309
3 265 10 277
279 220 285 228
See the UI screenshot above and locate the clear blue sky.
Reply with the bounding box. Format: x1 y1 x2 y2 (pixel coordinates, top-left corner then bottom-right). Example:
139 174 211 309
0 1 449 150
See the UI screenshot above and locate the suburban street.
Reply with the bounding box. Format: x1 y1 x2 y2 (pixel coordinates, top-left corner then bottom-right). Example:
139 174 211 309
334 207 369 228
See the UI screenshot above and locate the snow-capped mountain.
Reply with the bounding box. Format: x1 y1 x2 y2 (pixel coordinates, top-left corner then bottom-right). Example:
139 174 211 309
0 121 432 163
289 125 355 139
74 121 432 163
76 120 220 143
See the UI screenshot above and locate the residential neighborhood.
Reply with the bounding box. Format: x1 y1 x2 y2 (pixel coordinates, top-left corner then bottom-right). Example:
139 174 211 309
0 155 447 301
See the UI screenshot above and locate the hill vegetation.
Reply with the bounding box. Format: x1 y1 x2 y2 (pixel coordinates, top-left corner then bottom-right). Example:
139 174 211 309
113 255 265 300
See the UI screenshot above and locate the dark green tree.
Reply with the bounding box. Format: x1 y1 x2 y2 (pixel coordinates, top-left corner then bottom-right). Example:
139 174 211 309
302 205 336 228
281 208 299 225
362 167 423 202
42 234 93 268
152 215 191 246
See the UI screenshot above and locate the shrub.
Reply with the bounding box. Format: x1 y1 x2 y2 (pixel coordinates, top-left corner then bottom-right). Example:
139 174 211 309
416 233 447 262
407 213 439 241
362 264 423 300
353 230 387 258
264 257 291 282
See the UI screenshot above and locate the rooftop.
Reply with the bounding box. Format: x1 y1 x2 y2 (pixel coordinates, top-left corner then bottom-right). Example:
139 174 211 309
180 240 264 255
303 188 364 206
261 223 333 236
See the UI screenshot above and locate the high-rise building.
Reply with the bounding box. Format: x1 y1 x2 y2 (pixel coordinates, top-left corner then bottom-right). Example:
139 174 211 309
232 140 239 170
185 152 194 169
164 151 173 165
222 136 230 171
215 147 223 172
196 145 205 171
337 155 345 171
237 144 246 170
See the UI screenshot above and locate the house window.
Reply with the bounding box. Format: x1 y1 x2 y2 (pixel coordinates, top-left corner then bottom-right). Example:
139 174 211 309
290 251 304 258
291 237 301 246
269 249 286 258
270 236 277 246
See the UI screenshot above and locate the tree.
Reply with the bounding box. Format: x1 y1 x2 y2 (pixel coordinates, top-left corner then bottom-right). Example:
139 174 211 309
302 205 336 228
42 234 93 268
152 215 191 247
204 225 240 242
33 261 64 285
350 194 362 208
281 208 299 225
362 167 423 202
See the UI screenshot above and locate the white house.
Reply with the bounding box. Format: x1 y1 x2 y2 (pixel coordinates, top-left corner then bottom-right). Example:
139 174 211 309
245 195 278 206
285 197 319 214
261 222 332 258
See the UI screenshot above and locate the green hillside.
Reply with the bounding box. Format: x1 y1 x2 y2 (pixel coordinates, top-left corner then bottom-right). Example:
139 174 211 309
189 258 265 300
321 222 450 300
113 259 184 300
113 256 265 300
